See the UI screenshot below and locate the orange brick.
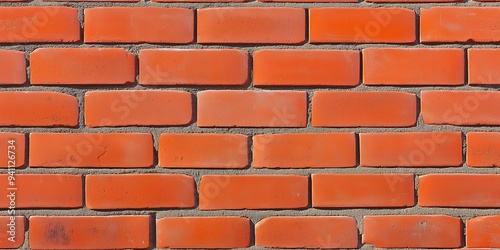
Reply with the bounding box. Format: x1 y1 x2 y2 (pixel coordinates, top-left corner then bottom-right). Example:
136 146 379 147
29 216 150 249
255 216 358 248
199 175 308 210
252 133 356 168
468 49 500 85
157 217 250 248
30 48 135 85
197 8 305 44
0 92 78 127
421 91 500 125
84 90 192 127
139 49 248 86
421 7 500 43
467 216 500 248
0 216 24 249
46 0 137 2
29 133 153 168
0 174 82 208
197 90 307 127
0 7 79 43
419 174 500 207
84 7 193 44
312 91 417 127
363 48 464 85
312 174 414 207
309 8 415 43
363 215 462 248
0 133 25 168
0 50 25 85
467 132 500 167
159 134 248 169
253 50 359 86
359 132 463 167
86 174 195 209
368 0 460 2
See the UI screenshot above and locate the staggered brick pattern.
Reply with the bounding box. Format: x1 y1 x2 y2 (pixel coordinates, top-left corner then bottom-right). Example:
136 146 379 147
0 1 499 249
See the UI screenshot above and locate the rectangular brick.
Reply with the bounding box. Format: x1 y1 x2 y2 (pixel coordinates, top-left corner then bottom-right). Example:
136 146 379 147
29 133 153 168
312 91 417 127
139 49 248 86
253 133 356 168
468 49 500 85
467 132 500 167
359 132 463 167
197 90 307 127
0 133 25 168
363 48 464 85
253 50 359 86
84 7 194 44
0 50 25 85
199 175 308 210
197 8 305 44
310 8 415 43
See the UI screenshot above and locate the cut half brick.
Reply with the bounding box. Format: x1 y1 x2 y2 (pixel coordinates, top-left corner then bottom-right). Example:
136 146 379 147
0 216 25 249
0 133 25 168
467 132 500 167
0 50 25 85
468 49 500 85
467 216 500 248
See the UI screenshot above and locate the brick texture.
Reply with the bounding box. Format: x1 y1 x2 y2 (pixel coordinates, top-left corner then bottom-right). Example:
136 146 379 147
1 1 497 249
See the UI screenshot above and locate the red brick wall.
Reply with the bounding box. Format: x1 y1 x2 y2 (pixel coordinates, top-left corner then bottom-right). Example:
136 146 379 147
0 2 499 249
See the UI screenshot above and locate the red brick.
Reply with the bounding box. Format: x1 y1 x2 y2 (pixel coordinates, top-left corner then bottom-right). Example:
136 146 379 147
197 8 305 44
0 7 79 43
312 174 414 208
0 92 78 127
467 216 500 248
0 133 25 168
252 133 356 168
30 48 135 85
139 49 248 86
360 132 463 167
197 90 307 127
468 49 500 85
256 216 358 248
421 7 500 43
0 216 24 248
253 50 359 86
159 134 248 169
419 174 500 207
86 174 194 209
84 90 192 127
199 175 308 210
29 216 150 249
29 133 153 168
421 91 500 125
368 0 460 2
363 48 464 85
46 0 137 2
309 8 415 43
155 0 247 2
157 217 250 248
363 215 462 248
312 91 417 127
0 174 82 208
84 8 193 44
467 132 500 167
0 50 25 85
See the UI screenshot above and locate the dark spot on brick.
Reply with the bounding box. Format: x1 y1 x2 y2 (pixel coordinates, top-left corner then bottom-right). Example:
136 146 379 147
44 222 70 245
